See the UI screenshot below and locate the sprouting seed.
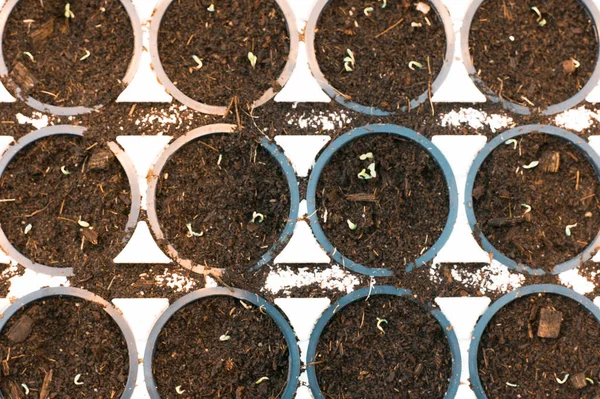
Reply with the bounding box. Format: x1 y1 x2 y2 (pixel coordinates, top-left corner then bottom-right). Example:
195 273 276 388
219 334 231 341
175 386 185 394
186 223 203 237
61 165 71 175
74 374 83 385
192 55 203 69
585 211 593 218
504 139 518 150
251 212 265 223
408 61 423 71
565 223 577 237
248 52 258 68
64 3 75 18
344 49 355 72
572 58 581 69
411 22 423 28
80 49 90 61
255 377 269 385
538 18 547 26
376 317 388 333
24 224 32 235
530 6 546 26
347 219 357 230
78 219 90 228
357 169 372 180
359 152 373 160
23 52 34 62
522 161 539 169
379 0 387 8
415 1 431 14
21 384 29 395
207 4 215 12
217 153 223 166
556 374 569 384
506 382 518 387
367 162 376 178
364 7 374 16
521 203 531 214
586 378 595 384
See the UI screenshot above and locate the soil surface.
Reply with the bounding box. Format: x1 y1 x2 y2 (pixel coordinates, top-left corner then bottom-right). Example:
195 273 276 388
2 0 135 107
155 131 290 274
157 0 290 108
315 0 446 112
152 295 290 398
473 133 600 271
316 133 449 273
0 135 132 268
477 293 600 399
469 0 598 109
314 294 452 398
0 296 129 398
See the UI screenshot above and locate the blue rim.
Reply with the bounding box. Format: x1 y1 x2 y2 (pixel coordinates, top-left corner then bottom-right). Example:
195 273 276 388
469 284 600 398
465 124 600 275
0 287 139 399
306 286 462 399
143 287 301 399
306 124 458 276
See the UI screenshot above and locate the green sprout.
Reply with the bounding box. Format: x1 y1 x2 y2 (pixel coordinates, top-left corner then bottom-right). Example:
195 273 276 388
255 377 269 385
61 165 71 175
23 52 34 62
357 169 372 179
64 3 75 18
504 139 518 150
347 219 357 230
379 0 387 8
79 49 90 61
556 374 569 384
586 378 595 385
24 224 32 235
207 4 215 12
251 212 265 223
186 223 203 237
522 161 539 169
521 203 531 214
367 163 376 178
376 317 388 333
408 61 423 71
565 223 577 237
175 386 185 394
364 6 374 16
359 152 373 160
358 163 376 179
248 52 258 68
192 55 203 70
530 6 546 26
73 374 83 385
344 49 355 72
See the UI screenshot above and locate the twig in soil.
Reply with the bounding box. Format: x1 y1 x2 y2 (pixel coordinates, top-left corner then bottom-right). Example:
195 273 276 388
0 198 16 202
40 368 53 399
576 170 580 190
375 18 403 38
520 96 535 107
346 193 378 202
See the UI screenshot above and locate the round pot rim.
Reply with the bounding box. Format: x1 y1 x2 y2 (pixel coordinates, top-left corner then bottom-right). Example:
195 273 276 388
143 286 301 399
146 123 300 275
305 285 462 399
304 0 455 116
306 123 458 276
0 0 143 116
464 124 600 275
149 0 299 115
468 284 600 399
0 125 141 277
461 0 600 116
0 286 139 399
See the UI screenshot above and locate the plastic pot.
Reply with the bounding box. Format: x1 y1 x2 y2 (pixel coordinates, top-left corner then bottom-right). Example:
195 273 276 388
461 0 600 116
305 285 462 399
306 124 458 277
464 124 600 275
0 125 141 277
149 0 299 115
146 123 300 275
0 0 143 116
0 286 139 399
469 283 600 399
304 0 455 116
143 286 301 399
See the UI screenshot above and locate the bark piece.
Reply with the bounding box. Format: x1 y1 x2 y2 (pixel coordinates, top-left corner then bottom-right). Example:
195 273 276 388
488 217 523 228
345 192 379 202
87 147 114 171
40 368 53 399
6 62 37 95
537 308 563 338
571 372 587 389
539 150 560 173
30 19 55 47
6 314 34 343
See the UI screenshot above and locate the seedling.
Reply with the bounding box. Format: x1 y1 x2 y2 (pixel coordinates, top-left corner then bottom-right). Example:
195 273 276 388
411 22 423 28
347 219 357 230
21 384 29 395
78 218 90 228
61 165 71 175
23 52 34 62
557 374 569 384
255 377 269 385
251 212 265 223
80 50 90 61
521 203 531 214
186 223 203 237
376 317 388 333
367 162 376 178
248 52 258 68
504 139 518 149
530 6 546 26
416 2 431 14
565 223 577 237
217 153 223 167
192 55 203 70
24 224 32 235
357 169 372 179
344 49 355 72
175 386 185 394
359 152 373 160
522 161 539 169
572 58 581 69
358 162 376 179
587 378 595 384
379 0 387 8
64 3 75 19
207 4 215 12
506 382 518 387
364 7 374 16
408 61 423 71
74 374 83 385
219 334 231 341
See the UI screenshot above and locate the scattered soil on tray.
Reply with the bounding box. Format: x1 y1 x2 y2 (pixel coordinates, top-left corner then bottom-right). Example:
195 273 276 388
157 0 290 108
316 133 449 273
314 0 446 112
469 0 598 109
2 0 135 107
477 293 600 399
0 296 129 398
152 295 290 398
473 133 600 271
155 130 290 274
314 294 452 398
0 264 24 298
0 135 133 268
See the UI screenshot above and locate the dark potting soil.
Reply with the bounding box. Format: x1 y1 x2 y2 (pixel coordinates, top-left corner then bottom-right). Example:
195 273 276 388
155 131 290 274
314 294 452 399
2 0 135 108
0 296 129 398
314 0 446 112
157 0 290 108
152 295 290 398
469 0 598 109
472 133 600 271
316 133 449 273
477 293 600 399
0 135 132 268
